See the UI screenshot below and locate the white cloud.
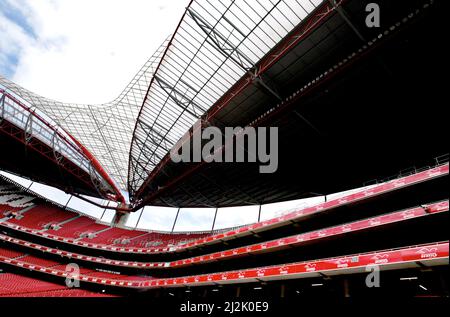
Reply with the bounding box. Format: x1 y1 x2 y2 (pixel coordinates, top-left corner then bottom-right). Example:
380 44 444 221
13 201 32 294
214 205 259 230
174 208 217 232
0 10 32 75
135 206 178 232
2 0 189 104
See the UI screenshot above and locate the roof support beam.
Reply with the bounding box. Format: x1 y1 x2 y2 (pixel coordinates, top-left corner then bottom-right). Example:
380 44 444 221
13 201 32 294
253 75 282 101
329 0 366 42
0 93 5 124
154 75 206 118
211 207 218 232
23 111 34 145
171 207 180 233
137 119 171 151
187 7 255 72
134 133 167 162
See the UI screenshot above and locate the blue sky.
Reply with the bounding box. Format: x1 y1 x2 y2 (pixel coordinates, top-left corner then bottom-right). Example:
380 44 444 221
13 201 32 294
0 1 35 37
0 1 30 77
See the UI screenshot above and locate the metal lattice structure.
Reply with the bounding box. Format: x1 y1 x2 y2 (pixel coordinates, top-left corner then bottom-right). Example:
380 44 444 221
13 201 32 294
128 0 323 200
0 38 169 193
0 88 120 200
1 0 328 205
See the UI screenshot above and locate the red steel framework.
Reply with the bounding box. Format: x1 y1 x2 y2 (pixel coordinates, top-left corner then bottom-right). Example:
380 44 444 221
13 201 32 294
0 89 125 203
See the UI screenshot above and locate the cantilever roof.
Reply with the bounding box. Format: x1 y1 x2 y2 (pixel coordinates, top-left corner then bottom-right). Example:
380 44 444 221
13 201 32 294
0 0 323 202
128 0 323 199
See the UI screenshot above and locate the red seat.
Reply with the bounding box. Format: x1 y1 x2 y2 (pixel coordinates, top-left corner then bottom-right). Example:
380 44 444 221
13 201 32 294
46 216 98 238
0 273 114 297
0 246 24 259
7 205 77 229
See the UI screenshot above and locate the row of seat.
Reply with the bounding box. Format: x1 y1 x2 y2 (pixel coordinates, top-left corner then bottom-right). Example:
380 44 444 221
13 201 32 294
1 239 447 289
0 180 212 249
1 163 448 254
0 163 448 294
0 245 149 286
1 200 447 269
0 273 114 297
0 184 35 210
7 205 78 229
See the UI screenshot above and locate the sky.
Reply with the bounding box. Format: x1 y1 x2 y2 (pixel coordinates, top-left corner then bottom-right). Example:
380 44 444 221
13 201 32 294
0 0 367 232
0 0 188 103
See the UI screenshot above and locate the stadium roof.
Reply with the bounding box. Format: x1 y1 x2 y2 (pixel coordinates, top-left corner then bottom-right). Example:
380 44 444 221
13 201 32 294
128 0 323 199
0 0 323 205
1 0 446 209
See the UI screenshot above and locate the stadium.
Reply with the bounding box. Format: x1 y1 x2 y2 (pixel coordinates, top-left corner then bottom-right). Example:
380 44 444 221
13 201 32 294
0 0 448 306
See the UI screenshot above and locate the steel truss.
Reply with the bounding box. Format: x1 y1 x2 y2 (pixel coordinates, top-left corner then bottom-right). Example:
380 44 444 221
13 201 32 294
0 89 114 199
